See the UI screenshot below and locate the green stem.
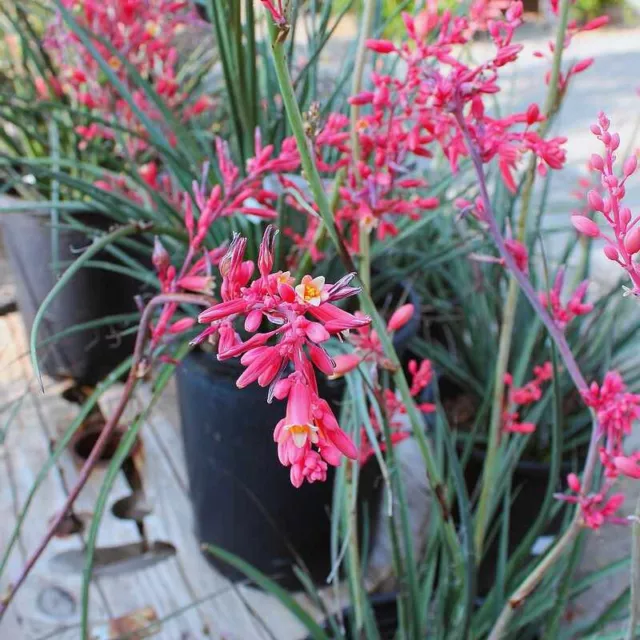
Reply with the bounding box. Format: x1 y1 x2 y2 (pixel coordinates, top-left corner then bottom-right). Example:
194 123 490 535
297 168 345 277
472 0 573 557
359 225 371 291
266 12 462 569
345 459 364 633
518 0 571 238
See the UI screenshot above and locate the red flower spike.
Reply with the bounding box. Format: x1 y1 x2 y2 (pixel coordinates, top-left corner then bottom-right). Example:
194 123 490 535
194 226 366 487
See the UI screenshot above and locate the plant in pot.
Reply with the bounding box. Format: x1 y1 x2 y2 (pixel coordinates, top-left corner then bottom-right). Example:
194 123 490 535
3 0 454 588
0 0 215 385
3 1 640 640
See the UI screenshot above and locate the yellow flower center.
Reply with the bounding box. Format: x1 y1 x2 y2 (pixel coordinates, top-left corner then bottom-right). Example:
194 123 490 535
301 283 321 302
145 21 160 37
108 56 121 71
295 275 325 306
286 424 318 448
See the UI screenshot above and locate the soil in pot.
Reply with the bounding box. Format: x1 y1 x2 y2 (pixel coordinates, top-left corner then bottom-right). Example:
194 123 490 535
176 349 382 589
0 207 146 385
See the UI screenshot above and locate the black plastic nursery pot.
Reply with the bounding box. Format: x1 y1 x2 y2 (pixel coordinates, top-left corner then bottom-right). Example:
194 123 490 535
0 208 143 385
177 350 381 588
176 290 422 589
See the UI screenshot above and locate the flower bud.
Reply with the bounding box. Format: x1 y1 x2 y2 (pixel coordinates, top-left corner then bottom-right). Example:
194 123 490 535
572 57 593 74
624 226 640 255
258 225 276 276
169 318 196 334
590 154 604 171
526 104 540 125
611 133 620 150
308 344 334 376
621 207 632 229
603 245 619 261
365 39 396 54
348 92 374 106
328 353 362 379
567 472 581 493
624 155 638 177
152 237 170 274
571 215 600 238
587 190 604 212
244 309 263 333
387 304 415 332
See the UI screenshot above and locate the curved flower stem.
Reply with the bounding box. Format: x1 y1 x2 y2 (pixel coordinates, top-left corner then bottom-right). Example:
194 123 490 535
0 292 211 620
266 13 463 570
488 512 581 640
473 0 573 557
452 106 601 638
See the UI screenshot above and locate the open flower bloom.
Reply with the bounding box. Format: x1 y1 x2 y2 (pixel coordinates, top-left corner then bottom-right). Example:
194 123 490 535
195 226 367 487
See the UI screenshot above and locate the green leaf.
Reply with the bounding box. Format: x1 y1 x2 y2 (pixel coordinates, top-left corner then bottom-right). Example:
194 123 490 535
203 546 330 640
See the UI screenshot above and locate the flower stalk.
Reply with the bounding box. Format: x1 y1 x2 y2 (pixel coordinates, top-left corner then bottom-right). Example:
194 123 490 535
453 106 601 638
266 12 463 567
473 0 573 557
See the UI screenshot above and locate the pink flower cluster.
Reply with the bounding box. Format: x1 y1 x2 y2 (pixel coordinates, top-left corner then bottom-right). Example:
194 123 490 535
538 268 593 331
353 3 567 194
148 131 307 350
558 371 640 529
194 226 370 487
571 113 640 296
502 362 553 434
43 0 209 154
533 8 609 95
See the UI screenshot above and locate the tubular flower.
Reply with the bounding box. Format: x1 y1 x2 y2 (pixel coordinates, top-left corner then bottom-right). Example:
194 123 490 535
538 268 593 331
583 371 640 457
195 226 368 487
556 477 626 531
502 363 553 434
556 371 640 530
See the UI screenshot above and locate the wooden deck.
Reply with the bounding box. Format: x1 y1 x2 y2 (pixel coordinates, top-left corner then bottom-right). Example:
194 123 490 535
0 311 318 640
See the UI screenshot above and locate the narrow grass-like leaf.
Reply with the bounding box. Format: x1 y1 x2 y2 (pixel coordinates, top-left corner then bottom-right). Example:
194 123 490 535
203 545 330 640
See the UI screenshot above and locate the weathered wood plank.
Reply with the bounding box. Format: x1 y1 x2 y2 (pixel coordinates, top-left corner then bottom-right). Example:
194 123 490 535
140 383 312 639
